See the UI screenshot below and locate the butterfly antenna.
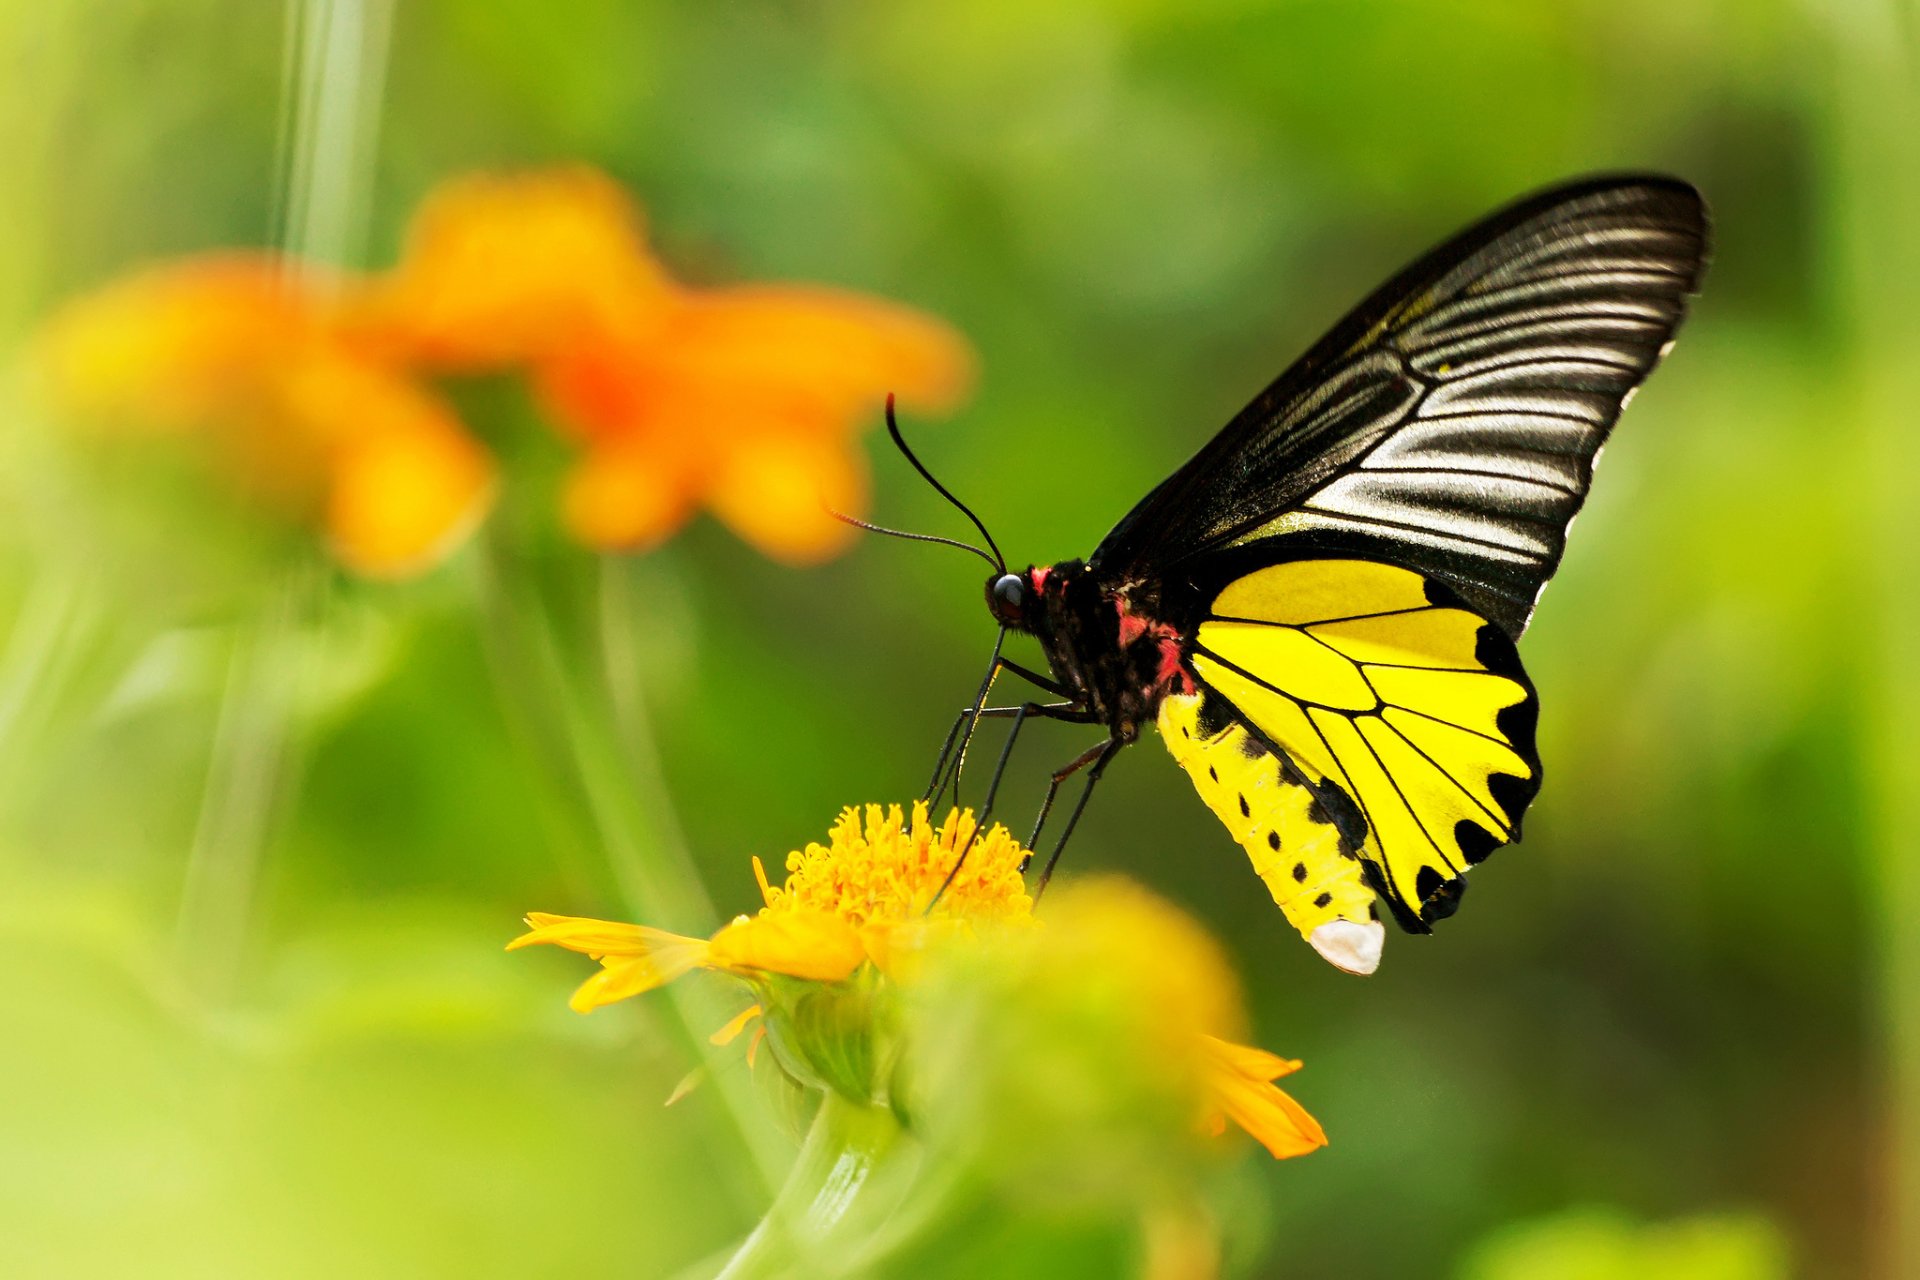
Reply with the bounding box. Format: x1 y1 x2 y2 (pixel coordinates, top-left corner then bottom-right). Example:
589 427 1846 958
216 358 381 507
885 394 1007 573
826 508 1001 571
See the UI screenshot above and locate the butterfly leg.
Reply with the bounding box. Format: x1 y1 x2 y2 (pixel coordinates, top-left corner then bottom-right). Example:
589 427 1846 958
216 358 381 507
926 642 1073 809
930 699 1096 906
1022 738 1111 857
1032 738 1125 899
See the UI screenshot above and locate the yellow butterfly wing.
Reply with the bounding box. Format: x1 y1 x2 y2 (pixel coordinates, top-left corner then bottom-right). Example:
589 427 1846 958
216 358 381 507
1158 557 1540 969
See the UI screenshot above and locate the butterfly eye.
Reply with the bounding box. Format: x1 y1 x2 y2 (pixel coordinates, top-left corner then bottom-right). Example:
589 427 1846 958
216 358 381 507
988 573 1028 625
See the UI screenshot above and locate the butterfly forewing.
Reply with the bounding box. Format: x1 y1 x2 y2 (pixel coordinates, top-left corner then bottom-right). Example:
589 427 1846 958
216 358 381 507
1093 177 1707 638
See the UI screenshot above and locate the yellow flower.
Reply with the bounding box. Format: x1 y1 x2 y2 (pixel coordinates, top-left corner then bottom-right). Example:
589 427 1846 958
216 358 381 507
510 804 1029 1013
512 803 1324 1162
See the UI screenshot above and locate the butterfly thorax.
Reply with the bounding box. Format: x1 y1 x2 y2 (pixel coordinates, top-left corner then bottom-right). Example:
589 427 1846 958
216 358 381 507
1021 560 1197 743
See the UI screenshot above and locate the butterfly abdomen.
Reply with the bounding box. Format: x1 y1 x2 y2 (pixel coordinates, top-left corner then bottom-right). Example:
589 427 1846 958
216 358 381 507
1158 692 1385 974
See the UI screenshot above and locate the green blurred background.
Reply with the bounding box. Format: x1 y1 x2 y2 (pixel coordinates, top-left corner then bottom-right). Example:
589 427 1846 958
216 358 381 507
2 0 1916 1276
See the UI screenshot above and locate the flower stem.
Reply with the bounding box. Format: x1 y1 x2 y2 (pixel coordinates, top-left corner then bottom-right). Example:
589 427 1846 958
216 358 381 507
713 1093 912 1280
471 534 788 1193
174 564 324 1000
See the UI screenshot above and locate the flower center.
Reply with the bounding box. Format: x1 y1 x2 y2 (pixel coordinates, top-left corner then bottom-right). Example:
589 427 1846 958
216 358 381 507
755 802 1032 929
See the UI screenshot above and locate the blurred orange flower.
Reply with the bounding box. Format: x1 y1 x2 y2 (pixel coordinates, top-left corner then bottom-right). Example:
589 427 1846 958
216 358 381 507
358 168 974 563
37 167 974 574
37 257 494 578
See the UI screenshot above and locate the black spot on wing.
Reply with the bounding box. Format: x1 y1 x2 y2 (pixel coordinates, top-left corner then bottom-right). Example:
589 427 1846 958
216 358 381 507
1238 732 1272 759
1495 695 1539 751
1196 695 1237 739
1454 819 1503 866
1418 873 1469 925
1488 770 1541 834
1415 865 1446 902
1312 777 1368 850
1423 577 1467 610
1473 621 1528 679
1362 857 1429 934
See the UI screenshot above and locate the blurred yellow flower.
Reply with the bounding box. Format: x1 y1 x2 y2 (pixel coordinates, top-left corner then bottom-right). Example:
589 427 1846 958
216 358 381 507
36 257 494 577
359 168 975 563
37 167 973 573
513 803 1323 1161
906 875 1328 1178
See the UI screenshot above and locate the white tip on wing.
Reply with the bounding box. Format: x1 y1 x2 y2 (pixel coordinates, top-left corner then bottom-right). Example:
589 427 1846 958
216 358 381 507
1310 919 1385 975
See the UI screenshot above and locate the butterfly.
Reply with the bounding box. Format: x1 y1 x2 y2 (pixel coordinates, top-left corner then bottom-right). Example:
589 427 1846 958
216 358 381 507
862 175 1708 974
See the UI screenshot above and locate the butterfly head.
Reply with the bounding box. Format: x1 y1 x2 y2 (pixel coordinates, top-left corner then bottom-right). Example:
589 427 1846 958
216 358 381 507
986 567 1053 631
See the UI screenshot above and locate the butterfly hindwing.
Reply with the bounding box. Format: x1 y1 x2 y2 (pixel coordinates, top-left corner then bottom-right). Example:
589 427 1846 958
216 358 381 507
1157 689 1384 972
1181 556 1541 932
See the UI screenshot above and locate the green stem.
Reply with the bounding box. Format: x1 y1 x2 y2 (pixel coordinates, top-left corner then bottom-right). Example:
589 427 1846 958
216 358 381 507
173 564 324 1001
0 569 101 816
713 1093 911 1280
471 536 788 1193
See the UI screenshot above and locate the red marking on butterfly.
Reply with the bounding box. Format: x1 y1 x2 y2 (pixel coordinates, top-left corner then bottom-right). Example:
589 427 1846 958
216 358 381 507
1156 636 1196 696
1115 595 1195 697
1030 566 1051 591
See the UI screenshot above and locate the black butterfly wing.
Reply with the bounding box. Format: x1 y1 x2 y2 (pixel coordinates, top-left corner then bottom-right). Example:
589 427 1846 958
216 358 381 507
1090 175 1709 638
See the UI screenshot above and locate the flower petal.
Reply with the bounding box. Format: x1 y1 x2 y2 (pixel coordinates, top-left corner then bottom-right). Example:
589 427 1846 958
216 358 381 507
569 955 682 1013
706 909 868 981
709 1004 764 1047
354 167 674 369
1199 1035 1327 1159
36 255 317 429
670 286 973 418
316 378 496 578
1197 1033 1303 1083
561 441 701 553
705 428 867 564
509 914 706 963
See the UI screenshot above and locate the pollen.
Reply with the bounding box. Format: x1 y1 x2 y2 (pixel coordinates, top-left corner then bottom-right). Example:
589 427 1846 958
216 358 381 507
757 801 1033 929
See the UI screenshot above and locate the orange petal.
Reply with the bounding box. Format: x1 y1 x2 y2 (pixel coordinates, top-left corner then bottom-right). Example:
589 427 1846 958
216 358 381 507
1199 1035 1327 1160
706 909 868 982
671 286 974 417
36 254 317 430
561 441 701 552
1198 1034 1303 1083
320 389 496 578
704 429 867 564
354 167 675 369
